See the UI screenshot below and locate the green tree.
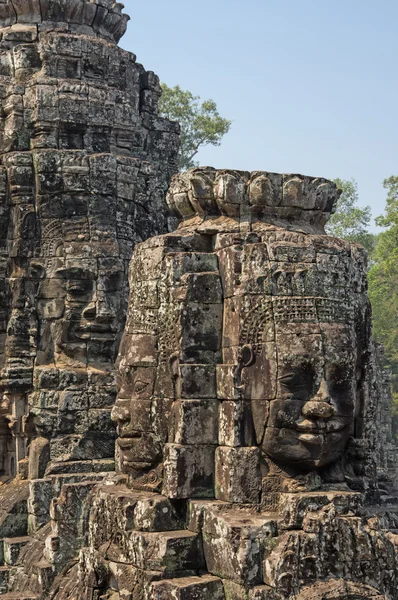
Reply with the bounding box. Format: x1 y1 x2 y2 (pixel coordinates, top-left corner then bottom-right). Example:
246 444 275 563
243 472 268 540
368 176 398 403
159 84 232 171
327 178 375 253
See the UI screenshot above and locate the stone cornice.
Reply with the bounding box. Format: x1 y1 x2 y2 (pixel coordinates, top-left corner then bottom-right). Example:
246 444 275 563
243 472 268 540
0 0 130 43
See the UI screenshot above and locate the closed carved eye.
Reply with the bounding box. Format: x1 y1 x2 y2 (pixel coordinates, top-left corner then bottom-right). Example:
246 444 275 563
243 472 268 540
279 366 315 399
68 286 88 296
279 373 303 387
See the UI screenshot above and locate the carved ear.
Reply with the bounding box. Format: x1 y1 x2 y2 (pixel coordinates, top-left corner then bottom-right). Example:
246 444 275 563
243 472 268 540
240 345 255 367
169 352 179 379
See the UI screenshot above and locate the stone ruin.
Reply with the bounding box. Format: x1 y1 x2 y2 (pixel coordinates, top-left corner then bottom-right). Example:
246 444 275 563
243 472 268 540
0 1 398 600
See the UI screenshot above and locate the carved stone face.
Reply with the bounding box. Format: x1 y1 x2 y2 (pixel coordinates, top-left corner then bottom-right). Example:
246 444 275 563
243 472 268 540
111 316 172 478
111 359 162 474
235 319 357 470
37 266 124 367
111 247 178 481
218 232 365 473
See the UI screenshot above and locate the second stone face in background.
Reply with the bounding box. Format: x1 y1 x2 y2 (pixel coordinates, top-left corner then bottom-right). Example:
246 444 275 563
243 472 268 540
0 3 179 481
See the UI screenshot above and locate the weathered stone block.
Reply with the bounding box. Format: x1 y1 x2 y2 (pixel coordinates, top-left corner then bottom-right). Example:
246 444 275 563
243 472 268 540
279 491 362 530
223 580 249 600
130 530 205 574
133 495 185 532
3 536 31 566
178 364 216 399
28 437 50 480
218 400 255 447
0 481 29 539
163 444 215 499
27 478 54 533
171 399 218 445
0 566 13 593
223 581 281 600
216 364 241 400
180 303 223 364
183 272 223 304
215 446 261 504
249 586 282 599
203 507 277 586
151 575 225 600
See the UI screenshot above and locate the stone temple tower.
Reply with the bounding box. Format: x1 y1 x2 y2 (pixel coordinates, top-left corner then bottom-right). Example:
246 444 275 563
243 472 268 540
0 0 178 519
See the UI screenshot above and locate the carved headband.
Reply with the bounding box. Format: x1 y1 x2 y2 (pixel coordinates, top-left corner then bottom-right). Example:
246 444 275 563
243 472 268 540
241 296 354 345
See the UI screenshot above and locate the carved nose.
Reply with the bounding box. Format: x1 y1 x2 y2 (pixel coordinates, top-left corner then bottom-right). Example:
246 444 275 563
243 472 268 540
96 301 114 321
82 302 96 320
302 401 335 419
111 403 130 424
302 379 336 419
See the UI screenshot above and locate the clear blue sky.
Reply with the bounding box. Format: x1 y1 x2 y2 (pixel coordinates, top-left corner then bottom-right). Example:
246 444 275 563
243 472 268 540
121 0 398 230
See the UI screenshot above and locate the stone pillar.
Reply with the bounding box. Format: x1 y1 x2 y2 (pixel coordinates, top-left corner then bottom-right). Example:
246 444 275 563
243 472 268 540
0 0 179 479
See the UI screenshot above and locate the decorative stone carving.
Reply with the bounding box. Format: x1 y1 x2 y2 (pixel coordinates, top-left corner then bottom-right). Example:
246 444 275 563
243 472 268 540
59 168 398 600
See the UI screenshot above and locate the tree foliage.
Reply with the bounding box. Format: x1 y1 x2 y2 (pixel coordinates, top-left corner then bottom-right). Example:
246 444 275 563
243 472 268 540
327 178 375 253
368 176 398 400
158 84 232 171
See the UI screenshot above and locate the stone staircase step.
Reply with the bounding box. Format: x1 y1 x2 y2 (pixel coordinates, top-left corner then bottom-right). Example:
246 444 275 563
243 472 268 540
151 575 225 599
45 459 115 475
0 593 39 599
130 530 205 575
3 536 32 566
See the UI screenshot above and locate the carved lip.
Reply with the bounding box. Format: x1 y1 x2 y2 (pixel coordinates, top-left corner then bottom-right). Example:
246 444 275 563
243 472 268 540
74 323 117 341
295 418 347 434
117 435 142 448
297 433 324 444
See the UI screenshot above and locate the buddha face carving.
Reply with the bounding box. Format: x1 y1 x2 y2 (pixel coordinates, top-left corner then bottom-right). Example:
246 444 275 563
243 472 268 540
111 361 163 475
219 233 366 473
111 273 176 479
36 264 124 367
113 225 368 484
235 310 358 470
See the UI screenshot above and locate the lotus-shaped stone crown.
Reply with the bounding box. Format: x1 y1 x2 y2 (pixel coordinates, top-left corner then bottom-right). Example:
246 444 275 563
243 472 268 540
167 167 342 233
0 0 130 43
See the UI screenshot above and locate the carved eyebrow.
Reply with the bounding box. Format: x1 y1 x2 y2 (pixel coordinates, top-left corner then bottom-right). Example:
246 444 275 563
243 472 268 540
55 268 94 280
278 373 307 385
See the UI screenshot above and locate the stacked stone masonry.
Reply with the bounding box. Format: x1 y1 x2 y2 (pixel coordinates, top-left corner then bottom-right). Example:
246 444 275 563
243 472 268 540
37 169 398 599
0 0 179 479
0 1 397 600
